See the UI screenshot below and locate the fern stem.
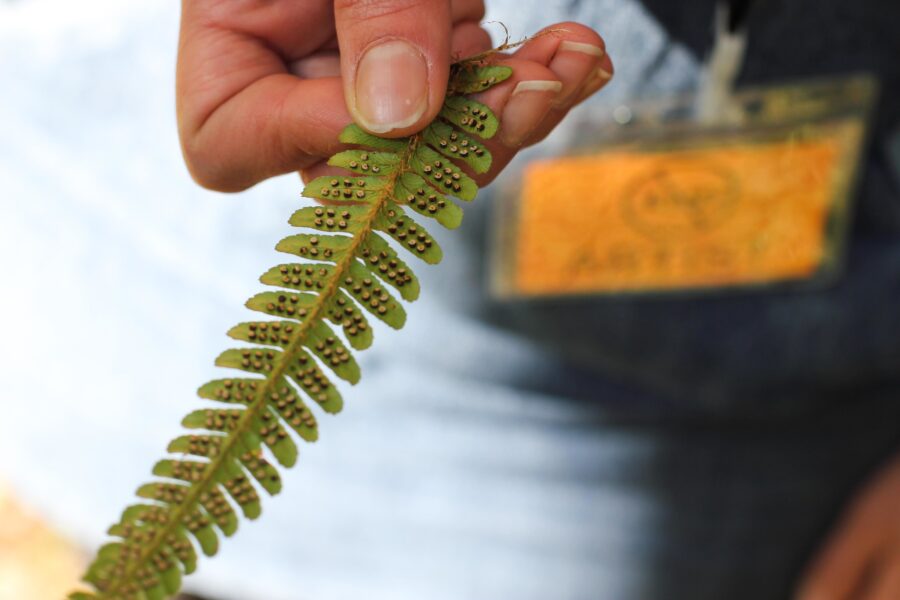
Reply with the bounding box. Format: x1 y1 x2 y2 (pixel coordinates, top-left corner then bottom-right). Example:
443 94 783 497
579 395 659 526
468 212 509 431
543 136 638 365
100 137 416 598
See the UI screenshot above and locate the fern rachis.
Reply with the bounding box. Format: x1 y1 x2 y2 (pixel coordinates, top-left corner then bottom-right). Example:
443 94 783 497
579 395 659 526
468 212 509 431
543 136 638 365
71 58 513 600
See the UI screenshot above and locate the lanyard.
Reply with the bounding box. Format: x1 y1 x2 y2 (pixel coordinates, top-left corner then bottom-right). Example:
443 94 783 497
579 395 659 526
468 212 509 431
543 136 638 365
726 0 762 32
697 0 762 120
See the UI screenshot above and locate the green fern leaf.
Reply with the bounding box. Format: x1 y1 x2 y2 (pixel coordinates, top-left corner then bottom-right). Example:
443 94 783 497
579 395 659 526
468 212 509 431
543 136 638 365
72 61 512 600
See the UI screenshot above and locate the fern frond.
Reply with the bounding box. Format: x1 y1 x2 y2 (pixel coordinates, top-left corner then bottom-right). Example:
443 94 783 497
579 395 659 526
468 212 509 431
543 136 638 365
73 60 513 599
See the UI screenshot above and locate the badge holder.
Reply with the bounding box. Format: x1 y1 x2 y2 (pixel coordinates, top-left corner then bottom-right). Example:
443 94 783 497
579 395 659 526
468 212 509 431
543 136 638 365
490 70 878 299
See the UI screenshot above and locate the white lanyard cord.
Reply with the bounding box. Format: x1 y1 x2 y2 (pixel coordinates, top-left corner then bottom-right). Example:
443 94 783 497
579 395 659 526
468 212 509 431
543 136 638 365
697 0 760 122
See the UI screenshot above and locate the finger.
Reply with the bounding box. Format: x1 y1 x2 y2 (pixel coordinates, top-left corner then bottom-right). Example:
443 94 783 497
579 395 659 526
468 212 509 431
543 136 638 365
451 20 493 60
519 52 614 148
187 0 335 63
178 2 351 192
298 20 490 184
864 558 900 600
511 23 613 146
570 52 614 105
511 22 608 107
461 23 611 185
334 0 453 137
304 24 604 192
795 507 886 600
449 0 485 23
303 56 559 191
183 75 351 192
463 57 562 182
289 1 485 80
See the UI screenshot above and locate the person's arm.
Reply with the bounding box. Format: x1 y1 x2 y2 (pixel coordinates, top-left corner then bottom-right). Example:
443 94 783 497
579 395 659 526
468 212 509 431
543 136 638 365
796 450 900 600
175 0 613 192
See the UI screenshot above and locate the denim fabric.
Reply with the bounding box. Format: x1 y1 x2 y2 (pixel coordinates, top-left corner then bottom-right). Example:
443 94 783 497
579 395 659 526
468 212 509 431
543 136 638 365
592 395 900 600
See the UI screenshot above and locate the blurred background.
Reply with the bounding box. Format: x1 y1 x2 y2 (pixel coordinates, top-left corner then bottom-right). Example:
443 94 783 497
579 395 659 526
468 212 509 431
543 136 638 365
2 1 899 600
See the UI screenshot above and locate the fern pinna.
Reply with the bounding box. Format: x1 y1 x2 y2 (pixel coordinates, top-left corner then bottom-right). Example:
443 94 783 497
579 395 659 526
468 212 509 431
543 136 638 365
71 59 512 599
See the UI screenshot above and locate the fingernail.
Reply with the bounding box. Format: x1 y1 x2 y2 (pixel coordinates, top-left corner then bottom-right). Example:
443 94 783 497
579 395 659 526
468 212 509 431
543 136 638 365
500 80 562 147
353 39 428 133
558 40 606 58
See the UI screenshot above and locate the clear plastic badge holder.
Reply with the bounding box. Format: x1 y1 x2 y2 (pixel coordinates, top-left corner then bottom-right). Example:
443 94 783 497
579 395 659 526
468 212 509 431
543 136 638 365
490 75 878 299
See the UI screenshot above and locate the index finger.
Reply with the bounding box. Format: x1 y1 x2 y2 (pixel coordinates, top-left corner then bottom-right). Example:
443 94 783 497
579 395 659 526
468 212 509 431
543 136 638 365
177 2 350 191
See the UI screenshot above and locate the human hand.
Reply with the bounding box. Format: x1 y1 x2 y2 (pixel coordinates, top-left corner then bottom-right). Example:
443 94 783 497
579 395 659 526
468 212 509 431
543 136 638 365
796 451 900 600
176 0 613 192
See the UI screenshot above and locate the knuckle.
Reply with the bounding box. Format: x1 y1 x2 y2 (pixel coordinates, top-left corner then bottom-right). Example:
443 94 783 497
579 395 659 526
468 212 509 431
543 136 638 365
335 0 428 22
182 144 247 193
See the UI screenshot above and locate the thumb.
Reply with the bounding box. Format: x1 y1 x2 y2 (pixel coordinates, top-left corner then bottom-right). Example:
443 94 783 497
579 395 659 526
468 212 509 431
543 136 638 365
335 0 451 136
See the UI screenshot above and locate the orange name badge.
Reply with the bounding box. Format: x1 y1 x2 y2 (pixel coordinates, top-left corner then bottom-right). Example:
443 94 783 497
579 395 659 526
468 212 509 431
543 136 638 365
510 138 849 295
492 77 876 298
